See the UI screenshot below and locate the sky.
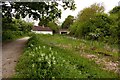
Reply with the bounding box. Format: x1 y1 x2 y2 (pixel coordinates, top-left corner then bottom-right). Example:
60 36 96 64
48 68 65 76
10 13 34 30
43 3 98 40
24 0 120 26
58 0 120 23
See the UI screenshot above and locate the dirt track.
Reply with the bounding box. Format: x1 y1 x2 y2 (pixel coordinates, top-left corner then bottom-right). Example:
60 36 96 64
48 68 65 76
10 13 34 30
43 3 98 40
2 37 29 78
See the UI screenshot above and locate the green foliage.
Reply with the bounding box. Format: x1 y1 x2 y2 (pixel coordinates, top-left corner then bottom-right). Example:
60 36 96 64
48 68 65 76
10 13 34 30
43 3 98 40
75 21 92 38
47 21 59 33
2 18 19 31
70 3 105 39
13 34 118 78
71 13 117 43
70 4 119 44
2 31 26 41
38 19 59 33
87 13 112 40
69 21 78 35
16 19 33 32
2 1 76 21
109 6 120 44
2 18 33 41
61 15 74 29
2 18 33 32
109 6 120 14
38 19 49 27
77 3 104 22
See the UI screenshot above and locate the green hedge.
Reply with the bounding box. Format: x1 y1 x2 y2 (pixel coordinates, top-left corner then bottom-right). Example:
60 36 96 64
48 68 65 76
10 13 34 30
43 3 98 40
2 31 31 41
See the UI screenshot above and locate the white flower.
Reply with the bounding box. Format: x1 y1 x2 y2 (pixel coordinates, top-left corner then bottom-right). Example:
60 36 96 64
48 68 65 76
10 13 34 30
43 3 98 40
53 60 56 64
63 60 65 62
45 56 48 60
29 53 32 56
43 46 46 48
55 52 57 54
51 52 54 55
79 71 81 74
52 77 55 79
32 64 35 68
49 54 51 58
73 65 76 69
49 47 52 50
41 53 45 57
32 54 34 57
52 56 55 60
35 47 38 50
48 61 51 64
38 46 41 49
30 44 33 47
38 58 41 61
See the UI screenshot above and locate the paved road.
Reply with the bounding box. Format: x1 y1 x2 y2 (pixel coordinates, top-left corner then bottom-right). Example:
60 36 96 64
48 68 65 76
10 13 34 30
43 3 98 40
2 37 30 78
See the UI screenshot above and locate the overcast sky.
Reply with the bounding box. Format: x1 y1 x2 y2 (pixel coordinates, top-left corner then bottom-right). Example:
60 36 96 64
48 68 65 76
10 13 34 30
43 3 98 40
26 0 120 26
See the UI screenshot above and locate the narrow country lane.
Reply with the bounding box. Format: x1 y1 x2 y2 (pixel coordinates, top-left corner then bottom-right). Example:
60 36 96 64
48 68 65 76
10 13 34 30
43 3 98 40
2 37 30 78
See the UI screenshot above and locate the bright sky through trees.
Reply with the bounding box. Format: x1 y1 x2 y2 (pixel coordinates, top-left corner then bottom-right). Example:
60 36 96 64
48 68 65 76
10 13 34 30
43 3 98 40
23 0 120 26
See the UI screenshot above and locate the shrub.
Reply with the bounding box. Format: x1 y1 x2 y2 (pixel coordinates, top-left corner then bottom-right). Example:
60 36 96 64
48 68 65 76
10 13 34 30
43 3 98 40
2 31 27 41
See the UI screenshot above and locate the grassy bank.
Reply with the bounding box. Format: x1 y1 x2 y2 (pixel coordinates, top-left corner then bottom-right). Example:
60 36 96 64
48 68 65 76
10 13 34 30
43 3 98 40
13 34 118 79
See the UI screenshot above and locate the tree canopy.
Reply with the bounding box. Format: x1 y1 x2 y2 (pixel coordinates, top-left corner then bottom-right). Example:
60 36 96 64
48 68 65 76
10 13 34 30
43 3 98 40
69 3 119 44
61 15 74 29
109 6 120 14
77 3 104 22
2 1 76 21
109 6 120 44
2 18 33 32
47 21 59 33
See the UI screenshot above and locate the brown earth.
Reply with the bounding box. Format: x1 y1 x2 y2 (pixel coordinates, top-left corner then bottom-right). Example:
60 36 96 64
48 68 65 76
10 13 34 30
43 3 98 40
2 37 29 78
81 53 119 73
56 44 119 73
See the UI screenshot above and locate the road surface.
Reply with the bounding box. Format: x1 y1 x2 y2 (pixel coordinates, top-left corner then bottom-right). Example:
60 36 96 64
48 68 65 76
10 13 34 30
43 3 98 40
2 37 29 78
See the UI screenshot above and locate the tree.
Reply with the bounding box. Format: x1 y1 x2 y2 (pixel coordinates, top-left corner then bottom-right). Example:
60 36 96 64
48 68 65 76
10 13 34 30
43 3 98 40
2 18 19 31
2 17 33 32
87 13 113 40
2 1 76 22
77 3 104 22
70 3 105 38
47 21 59 33
38 18 49 27
109 6 120 14
69 21 78 35
16 19 33 32
61 15 74 29
109 6 120 44
109 6 120 25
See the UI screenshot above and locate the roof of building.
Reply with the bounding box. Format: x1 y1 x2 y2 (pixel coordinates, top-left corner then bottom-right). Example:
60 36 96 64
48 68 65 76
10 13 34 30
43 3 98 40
32 26 52 31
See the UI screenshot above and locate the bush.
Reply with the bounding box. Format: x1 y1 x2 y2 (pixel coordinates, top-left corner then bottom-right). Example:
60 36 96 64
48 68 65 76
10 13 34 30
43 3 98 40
2 31 15 41
2 18 33 42
2 31 27 41
69 13 119 44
